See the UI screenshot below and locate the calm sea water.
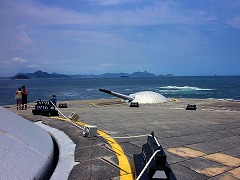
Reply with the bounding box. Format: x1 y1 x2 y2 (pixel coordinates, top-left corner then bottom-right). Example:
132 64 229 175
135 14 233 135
1 76 240 106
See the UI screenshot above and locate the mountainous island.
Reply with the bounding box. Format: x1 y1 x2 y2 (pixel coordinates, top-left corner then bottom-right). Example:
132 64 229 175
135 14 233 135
11 70 173 79
12 70 70 79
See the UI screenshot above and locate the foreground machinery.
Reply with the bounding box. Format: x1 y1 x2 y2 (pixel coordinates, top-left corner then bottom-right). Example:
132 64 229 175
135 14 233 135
132 132 176 180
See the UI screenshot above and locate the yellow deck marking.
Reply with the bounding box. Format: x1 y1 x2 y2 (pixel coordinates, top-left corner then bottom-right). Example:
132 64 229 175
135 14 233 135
97 129 132 179
193 167 229 177
51 116 71 122
204 153 240 167
167 147 206 158
51 117 133 180
91 103 99 107
229 167 240 179
215 174 240 180
167 147 240 178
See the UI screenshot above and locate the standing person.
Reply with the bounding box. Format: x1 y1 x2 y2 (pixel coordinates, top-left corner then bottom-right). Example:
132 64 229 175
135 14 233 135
50 95 57 106
21 86 28 110
15 87 22 110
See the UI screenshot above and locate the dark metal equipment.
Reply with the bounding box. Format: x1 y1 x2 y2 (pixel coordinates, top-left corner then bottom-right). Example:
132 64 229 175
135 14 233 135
32 100 59 116
129 102 139 107
132 132 176 180
186 104 197 110
59 103 68 108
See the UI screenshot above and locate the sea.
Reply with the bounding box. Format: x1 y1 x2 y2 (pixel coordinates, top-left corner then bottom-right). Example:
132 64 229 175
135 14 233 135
1 76 240 106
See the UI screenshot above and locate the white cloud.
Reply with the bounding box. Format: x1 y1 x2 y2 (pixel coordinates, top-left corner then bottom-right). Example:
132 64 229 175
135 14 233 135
99 63 116 68
11 57 27 63
15 31 33 45
4 1 194 27
90 0 122 6
89 0 139 6
2 0 238 29
26 64 38 68
85 63 116 73
9 31 34 52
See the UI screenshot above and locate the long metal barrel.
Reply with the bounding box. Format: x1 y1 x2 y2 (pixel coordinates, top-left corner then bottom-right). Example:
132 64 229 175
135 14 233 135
99 88 134 101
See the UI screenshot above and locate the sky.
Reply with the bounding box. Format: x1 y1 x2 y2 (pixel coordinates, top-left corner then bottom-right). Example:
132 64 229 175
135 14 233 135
0 0 240 76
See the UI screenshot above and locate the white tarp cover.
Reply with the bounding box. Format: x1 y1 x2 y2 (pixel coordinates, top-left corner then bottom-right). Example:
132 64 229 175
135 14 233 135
129 91 167 104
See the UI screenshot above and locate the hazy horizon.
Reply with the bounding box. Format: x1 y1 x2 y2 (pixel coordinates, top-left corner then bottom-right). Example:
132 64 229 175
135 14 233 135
1 70 240 78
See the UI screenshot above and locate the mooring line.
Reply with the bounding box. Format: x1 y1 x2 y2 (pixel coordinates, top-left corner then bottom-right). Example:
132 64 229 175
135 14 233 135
50 116 133 179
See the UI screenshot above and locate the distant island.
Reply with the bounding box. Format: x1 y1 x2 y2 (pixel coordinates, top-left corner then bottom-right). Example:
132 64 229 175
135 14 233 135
12 74 29 79
71 71 173 78
11 70 173 79
12 70 70 79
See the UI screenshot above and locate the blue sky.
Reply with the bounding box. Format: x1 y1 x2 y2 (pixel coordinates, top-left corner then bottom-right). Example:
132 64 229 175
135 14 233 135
0 0 240 76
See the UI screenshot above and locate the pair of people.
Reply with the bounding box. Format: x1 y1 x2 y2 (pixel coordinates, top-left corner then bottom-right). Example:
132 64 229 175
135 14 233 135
15 86 28 110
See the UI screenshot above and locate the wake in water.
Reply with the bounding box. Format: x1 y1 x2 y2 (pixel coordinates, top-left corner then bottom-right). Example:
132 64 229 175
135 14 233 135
160 86 214 91
157 86 214 98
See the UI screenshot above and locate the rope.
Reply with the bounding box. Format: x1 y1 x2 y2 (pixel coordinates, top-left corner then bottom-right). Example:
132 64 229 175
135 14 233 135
50 100 84 130
50 100 151 139
98 134 151 139
49 100 164 180
136 148 162 180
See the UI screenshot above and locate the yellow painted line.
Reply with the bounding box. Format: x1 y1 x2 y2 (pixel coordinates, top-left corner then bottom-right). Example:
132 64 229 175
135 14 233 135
91 103 99 107
167 147 240 178
97 129 132 179
51 117 133 180
204 153 240 167
51 116 71 122
167 147 206 158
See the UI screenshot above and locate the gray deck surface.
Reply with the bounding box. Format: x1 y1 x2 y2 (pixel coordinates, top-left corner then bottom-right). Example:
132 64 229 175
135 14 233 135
5 98 240 180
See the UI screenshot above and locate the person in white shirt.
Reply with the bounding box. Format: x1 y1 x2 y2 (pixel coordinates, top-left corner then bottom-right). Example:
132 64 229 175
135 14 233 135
15 87 22 110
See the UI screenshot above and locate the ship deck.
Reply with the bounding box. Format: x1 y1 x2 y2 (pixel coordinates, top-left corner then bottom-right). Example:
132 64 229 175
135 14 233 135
6 98 240 180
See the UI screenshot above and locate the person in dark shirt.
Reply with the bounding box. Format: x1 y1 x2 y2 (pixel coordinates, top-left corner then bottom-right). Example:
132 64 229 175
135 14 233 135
21 86 28 110
50 95 57 106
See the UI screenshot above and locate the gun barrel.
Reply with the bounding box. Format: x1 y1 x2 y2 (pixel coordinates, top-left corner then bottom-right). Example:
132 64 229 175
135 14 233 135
99 88 134 101
99 88 111 94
